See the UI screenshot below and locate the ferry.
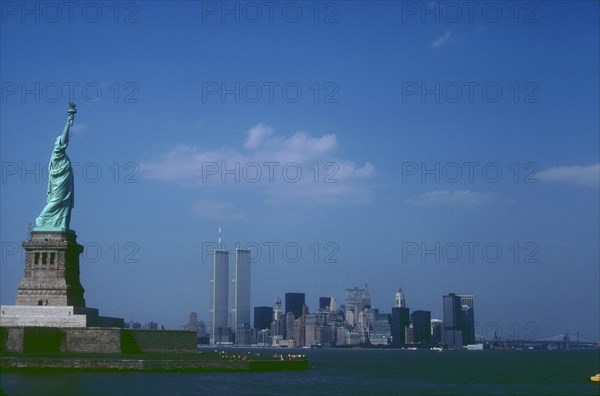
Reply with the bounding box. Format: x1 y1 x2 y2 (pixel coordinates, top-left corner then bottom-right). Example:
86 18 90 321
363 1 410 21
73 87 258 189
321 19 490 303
464 343 484 351
591 374 600 382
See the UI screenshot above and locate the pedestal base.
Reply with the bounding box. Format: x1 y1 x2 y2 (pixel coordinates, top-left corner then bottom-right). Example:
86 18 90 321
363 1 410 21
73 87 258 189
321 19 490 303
0 305 124 328
16 231 85 307
0 326 197 354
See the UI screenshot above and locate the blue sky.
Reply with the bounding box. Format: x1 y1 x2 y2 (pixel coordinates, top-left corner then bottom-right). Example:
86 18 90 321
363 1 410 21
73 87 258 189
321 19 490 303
1 1 598 340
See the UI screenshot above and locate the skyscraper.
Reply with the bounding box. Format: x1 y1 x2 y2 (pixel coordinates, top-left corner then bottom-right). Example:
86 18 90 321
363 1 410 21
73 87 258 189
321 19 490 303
254 306 273 330
231 249 251 329
431 319 443 346
391 307 410 346
319 297 332 311
443 293 463 348
458 294 475 345
210 250 228 344
395 288 405 308
274 297 283 321
285 292 305 319
345 287 371 311
411 310 432 345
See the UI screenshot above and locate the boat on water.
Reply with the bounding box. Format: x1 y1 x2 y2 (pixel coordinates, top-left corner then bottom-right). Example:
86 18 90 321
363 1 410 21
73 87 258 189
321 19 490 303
591 374 600 382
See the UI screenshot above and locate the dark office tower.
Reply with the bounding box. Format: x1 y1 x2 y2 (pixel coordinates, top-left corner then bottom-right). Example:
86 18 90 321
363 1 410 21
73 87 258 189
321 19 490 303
285 292 305 319
254 306 274 331
391 307 410 346
431 319 443 346
458 294 475 345
443 293 463 348
319 297 332 311
411 310 432 346
460 305 475 345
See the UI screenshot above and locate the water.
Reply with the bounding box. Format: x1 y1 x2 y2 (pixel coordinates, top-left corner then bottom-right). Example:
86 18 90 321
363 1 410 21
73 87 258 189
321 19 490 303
1 349 598 395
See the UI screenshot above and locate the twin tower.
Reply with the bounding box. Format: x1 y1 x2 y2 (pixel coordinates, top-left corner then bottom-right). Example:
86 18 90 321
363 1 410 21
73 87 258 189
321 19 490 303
210 248 251 344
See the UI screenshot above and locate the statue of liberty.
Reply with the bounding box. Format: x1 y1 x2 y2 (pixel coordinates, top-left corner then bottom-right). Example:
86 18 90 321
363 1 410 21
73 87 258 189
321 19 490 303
35 103 77 231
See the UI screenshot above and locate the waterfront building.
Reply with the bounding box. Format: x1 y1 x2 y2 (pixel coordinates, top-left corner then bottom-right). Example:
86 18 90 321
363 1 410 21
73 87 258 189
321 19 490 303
254 306 273 330
395 288 406 308
431 319 443 345
345 287 371 312
336 326 347 346
182 312 209 343
405 323 414 344
285 292 305 319
256 328 271 346
319 297 332 311
330 297 337 312
274 297 283 321
235 323 253 345
369 311 392 346
443 293 463 348
210 250 229 344
305 313 317 346
411 310 432 345
458 294 475 345
143 321 158 330
231 249 251 331
271 318 285 339
285 311 296 345
126 320 142 329
391 307 410 346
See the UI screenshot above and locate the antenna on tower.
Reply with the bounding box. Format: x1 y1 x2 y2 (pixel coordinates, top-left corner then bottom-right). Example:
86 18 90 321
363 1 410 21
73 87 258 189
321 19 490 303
218 227 222 249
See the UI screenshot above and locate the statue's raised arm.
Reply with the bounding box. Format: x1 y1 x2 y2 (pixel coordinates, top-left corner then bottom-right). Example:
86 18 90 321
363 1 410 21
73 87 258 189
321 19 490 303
35 103 77 231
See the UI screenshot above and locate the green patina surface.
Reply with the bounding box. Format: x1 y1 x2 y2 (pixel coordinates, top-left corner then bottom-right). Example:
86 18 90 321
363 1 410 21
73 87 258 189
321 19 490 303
34 103 77 232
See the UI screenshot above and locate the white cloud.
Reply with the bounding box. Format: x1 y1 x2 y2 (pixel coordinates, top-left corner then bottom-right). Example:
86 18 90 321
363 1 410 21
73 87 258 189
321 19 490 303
432 31 455 48
244 123 273 149
141 124 375 204
406 190 493 206
538 164 599 188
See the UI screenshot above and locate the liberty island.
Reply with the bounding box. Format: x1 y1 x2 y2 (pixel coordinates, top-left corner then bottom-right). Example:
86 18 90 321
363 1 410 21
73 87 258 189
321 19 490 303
0 104 307 373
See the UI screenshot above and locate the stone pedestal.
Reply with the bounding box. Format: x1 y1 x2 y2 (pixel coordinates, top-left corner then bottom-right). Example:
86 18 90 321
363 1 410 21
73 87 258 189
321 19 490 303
16 230 85 307
1 229 124 329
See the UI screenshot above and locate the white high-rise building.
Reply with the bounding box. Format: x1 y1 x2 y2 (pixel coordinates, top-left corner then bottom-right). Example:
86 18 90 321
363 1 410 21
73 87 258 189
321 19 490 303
395 288 406 308
210 250 229 344
231 249 251 329
330 297 337 312
457 294 474 309
274 297 283 321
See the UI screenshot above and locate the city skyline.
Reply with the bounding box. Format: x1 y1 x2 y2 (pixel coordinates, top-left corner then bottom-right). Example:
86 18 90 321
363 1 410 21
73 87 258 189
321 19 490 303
1 2 598 341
